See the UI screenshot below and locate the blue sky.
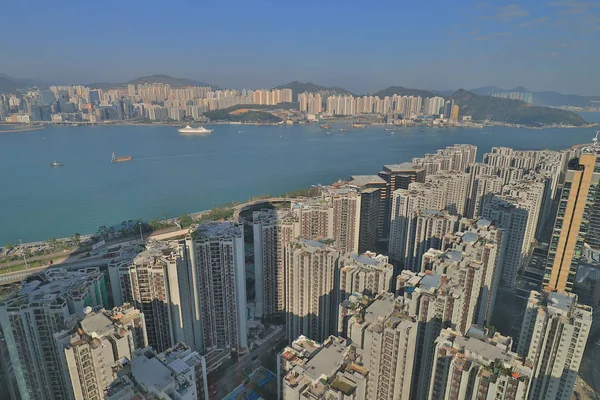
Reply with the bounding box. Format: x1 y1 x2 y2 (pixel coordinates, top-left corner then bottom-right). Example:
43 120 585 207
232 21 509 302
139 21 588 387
1 0 598 94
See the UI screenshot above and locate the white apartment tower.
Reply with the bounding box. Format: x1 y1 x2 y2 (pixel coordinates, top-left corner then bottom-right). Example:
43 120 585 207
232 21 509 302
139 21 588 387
482 195 532 288
285 239 340 343
0 268 107 400
109 242 196 353
253 209 300 318
186 222 248 352
517 290 592 400
405 210 458 272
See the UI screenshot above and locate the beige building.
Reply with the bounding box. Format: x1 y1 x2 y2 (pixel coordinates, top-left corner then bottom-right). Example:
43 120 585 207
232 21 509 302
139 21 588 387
337 252 393 301
429 327 532 400
346 293 417 399
54 305 147 400
517 290 592 400
295 187 361 254
280 335 368 400
545 153 599 292
109 242 195 353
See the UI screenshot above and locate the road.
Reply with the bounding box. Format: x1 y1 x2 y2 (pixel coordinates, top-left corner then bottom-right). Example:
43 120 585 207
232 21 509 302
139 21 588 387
211 329 285 399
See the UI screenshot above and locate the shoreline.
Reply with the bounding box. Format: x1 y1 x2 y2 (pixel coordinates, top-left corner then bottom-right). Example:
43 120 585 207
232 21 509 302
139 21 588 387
0 125 46 133
0 121 596 130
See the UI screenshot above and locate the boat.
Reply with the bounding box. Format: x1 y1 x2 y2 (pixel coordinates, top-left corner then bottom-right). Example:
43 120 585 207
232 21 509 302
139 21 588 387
352 123 366 128
177 125 213 135
419 129 425 132
111 152 132 163
50 161 63 167
339 128 349 132
320 124 332 129
384 128 396 131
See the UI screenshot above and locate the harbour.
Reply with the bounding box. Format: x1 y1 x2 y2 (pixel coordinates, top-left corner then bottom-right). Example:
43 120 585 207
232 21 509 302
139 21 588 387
1 117 599 245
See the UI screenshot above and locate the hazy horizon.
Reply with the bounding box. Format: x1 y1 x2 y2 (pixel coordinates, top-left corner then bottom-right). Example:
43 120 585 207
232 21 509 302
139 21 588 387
1 0 599 95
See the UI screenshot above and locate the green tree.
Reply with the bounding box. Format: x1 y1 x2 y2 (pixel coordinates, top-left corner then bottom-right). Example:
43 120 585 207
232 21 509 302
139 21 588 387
4 243 14 251
48 237 58 250
177 214 194 228
71 233 81 246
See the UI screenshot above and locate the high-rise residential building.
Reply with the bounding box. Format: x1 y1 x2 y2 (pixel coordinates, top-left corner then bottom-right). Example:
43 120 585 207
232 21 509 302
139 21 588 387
468 173 505 219
395 272 465 400
108 343 208 400
545 151 600 293
450 104 459 120
297 92 322 114
0 268 108 400
426 171 470 216
502 179 546 241
347 175 386 249
186 222 248 353
430 327 532 400
404 210 458 272
279 335 368 400
517 290 592 400
285 239 340 343
337 251 393 302
109 242 198 353
379 162 426 238
389 185 435 263
422 218 505 327
483 195 534 288
294 187 361 254
54 305 147 400
413 144 477 175
253 209 300 318
346 292 417 399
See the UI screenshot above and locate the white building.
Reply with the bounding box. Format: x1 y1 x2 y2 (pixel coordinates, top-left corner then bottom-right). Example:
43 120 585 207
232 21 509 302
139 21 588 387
517 290 592 400
429 327 532 400
0 268 107 400
285 239 340 343
253 209 300 318
54 305 147 400
186 222 248 353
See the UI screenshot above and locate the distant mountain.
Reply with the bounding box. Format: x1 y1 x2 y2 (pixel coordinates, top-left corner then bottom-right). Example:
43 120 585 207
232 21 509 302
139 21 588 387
470 86 600 107
451 89 587 127
0 73 46 93
273 81 353 101
372 86 437 99
87 75 217 90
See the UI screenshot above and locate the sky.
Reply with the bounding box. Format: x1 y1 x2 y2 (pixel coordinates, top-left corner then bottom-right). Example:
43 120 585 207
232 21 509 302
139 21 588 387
1 0 599 95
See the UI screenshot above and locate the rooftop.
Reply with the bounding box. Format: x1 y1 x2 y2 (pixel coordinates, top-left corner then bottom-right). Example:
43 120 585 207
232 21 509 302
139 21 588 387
383 162 423 172
130 353 173 392
302 338 347 381
192 221 242 239
348 175 386 186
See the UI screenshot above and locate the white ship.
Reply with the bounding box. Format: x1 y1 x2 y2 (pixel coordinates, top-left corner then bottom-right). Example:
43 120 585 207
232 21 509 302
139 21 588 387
177 125 213 135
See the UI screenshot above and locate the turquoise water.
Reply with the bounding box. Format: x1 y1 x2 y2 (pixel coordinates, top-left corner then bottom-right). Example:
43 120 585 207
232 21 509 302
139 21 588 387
1 119 599 244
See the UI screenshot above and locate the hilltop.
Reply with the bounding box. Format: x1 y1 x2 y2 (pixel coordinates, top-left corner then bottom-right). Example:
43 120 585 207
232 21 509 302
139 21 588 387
0 73 46 93
273 81 353 101
372 86 437 99
451 89 588 127
470 86 600 108
88 75 217 90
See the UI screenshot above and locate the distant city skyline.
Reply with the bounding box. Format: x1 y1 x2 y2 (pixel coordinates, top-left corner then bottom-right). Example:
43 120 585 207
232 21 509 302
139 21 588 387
1 1 599 95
